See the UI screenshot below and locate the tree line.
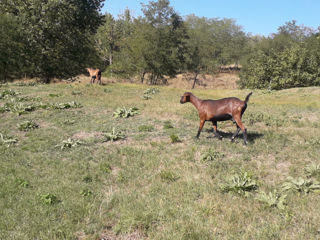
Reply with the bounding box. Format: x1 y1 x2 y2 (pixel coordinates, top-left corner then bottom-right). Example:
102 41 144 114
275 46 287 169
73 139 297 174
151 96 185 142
1 0 320 89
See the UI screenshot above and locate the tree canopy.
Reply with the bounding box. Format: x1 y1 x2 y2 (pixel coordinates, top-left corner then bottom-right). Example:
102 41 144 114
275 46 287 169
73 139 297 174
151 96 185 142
0 0 104 82
1 0 320 89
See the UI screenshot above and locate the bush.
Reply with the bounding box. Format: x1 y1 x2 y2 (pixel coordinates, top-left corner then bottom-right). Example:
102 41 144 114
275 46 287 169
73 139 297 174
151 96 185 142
240 43 320 90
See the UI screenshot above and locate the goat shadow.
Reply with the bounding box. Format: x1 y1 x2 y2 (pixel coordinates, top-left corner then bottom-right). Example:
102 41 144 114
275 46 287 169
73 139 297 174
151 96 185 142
205 129 263 144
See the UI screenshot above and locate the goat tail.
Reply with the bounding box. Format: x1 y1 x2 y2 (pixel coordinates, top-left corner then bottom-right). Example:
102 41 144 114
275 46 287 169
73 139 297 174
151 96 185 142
244 92 253 103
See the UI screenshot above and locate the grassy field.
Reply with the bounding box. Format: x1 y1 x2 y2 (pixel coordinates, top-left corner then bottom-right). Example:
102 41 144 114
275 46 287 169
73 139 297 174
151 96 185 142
0 81 320 239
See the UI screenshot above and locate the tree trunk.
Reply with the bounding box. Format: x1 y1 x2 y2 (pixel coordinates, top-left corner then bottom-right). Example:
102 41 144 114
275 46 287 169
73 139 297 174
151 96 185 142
191 72 199 89
140 71 146 83
109 53 113 65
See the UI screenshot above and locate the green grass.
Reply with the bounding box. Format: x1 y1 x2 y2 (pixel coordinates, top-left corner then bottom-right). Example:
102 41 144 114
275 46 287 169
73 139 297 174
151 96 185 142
0 82 320 239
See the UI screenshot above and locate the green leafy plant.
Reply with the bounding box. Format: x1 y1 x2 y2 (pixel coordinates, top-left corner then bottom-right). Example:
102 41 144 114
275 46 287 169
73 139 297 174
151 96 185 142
80 188 92 197
304 163 320 177
221 171 258 195
13 81 39 87
0 89 18 99
163 120 174 129
57 138 83 150
11 96 41 102
160 170 179 183
15 178 30 188
63 119 76 125
2 102 36 115
17 120 39 131
39 193 59 205
144 88 160 95
117 171 128 183
113 107 139 118
48 93 61 97
0 133 18 146
138 125 154 132
170 134 181 143
305 139 320 146
141 88 159 100
141 94 152 100
281 177 320 194
103 89 112 93
201 148 224 162
100 163 112 174
256 190 287 210
51 101 82 109
103 128 126 142
82 175 93 183
71 90 83 95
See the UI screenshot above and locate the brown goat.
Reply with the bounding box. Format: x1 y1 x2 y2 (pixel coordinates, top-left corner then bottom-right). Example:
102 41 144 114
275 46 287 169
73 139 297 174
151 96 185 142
86 68 102 85
180 92 252 145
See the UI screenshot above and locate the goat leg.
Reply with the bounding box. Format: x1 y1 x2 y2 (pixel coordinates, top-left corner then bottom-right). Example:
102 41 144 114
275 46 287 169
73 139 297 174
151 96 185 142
243 129 248 145
212 121 222 140
231 126 241 142
196 120 205 138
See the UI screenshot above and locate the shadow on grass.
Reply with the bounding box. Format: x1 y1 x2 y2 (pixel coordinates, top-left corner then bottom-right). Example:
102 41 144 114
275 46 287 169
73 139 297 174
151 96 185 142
205 129 264 143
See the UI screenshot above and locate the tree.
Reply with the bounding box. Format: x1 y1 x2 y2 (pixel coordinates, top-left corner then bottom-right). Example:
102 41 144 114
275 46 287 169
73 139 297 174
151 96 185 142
0 0 104 82
95 13 118 66
184 15 248 88
139 0 188 84
0 13 26 81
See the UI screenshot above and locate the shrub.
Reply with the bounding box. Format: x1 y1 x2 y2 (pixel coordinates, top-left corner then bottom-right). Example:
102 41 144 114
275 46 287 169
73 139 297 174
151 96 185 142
240 44 320 90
